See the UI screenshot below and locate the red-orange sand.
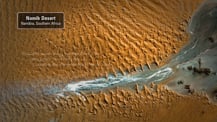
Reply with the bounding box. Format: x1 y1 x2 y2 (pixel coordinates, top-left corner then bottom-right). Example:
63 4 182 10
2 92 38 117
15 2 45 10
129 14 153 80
1 0 202 83
1 85 217 122
1 0 217 122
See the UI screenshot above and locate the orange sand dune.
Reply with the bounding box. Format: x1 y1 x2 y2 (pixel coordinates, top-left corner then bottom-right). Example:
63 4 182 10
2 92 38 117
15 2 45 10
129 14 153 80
2 0 217 122
0 0 202 83
1 85 217 122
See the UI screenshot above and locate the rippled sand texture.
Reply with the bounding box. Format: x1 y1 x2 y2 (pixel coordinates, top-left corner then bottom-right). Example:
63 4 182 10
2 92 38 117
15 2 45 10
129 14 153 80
3 0 217 122
0 0 202 84
1 86 217 122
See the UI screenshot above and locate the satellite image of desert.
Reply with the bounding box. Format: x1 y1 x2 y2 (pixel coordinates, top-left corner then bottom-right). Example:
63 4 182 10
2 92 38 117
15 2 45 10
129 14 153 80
1 0 217 122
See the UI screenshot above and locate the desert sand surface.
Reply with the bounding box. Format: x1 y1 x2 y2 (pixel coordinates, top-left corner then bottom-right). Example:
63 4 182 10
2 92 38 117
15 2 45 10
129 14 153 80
1 0 217 122
1 85 217 122
0 0 202 83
